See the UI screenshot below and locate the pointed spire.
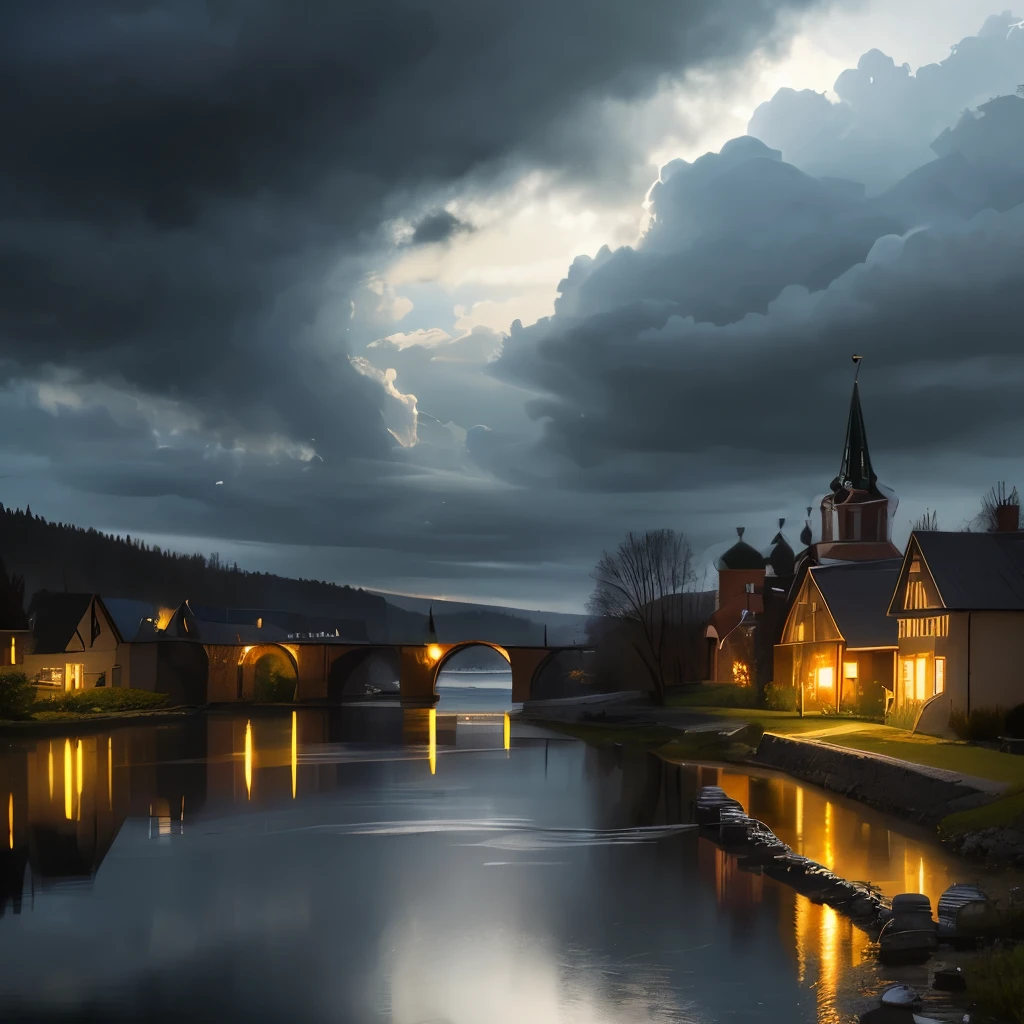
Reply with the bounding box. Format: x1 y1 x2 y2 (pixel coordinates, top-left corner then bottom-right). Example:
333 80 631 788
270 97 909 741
543 623 548 646
833 358 879 494
426 605 437 643
736 527 745 539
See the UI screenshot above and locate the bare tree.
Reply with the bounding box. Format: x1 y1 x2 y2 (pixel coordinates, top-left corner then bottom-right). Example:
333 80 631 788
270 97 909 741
911 509 939 531
969 482 1020 533
587 529 701 704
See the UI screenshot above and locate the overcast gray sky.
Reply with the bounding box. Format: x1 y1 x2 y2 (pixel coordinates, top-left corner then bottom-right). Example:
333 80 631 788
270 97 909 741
1 1 1019 612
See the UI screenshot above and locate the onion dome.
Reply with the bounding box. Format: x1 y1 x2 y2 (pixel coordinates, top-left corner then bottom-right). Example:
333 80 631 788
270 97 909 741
800 505 813 548
716 527 766 571
765 518 795 578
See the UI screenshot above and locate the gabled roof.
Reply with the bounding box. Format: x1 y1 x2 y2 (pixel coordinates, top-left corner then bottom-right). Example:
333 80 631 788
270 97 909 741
808 558 902 649
890 531 1024 612
27 592 122 654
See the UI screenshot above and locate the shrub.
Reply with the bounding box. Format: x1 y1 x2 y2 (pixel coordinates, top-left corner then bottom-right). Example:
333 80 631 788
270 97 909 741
1004 703 1024 740
0 671 35 720
950 706 1007 742
764 682 798 712
886 700 923 732
965 944 1024 1024
34 688 170 714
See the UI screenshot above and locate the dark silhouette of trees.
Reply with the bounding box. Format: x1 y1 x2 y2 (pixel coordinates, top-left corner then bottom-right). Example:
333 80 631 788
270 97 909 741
970 482 1020 533
587 529 703 704
911 509 939 531
0 503 387 636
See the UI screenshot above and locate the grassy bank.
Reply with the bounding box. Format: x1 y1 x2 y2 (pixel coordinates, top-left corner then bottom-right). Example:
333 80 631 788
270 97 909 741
965 945 1024 1023
2 686 171 724
541 718 765 763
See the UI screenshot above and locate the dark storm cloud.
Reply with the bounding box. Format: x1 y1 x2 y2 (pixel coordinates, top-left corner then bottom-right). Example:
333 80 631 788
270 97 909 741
0 0 828 474
489 23 1024 509
410 210 474 246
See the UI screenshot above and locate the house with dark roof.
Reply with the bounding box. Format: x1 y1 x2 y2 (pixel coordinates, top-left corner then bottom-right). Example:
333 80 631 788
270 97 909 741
24 592 124 693
774 558 902 714
888 519 1024 736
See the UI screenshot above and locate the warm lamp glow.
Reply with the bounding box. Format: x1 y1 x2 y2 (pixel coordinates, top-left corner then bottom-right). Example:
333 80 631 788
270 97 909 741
155 606 175 631
816 666 834 690
9 636 14 664
503 712 510 752
244 720 253 799
427 644 443 663
428 708 436 775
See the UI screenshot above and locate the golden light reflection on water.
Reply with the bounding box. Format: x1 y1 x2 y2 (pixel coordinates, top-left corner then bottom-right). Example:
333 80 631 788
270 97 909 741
76 739 83 822
7 792 11 850
503 712 510 752
108 736 113 811
428 708 436 775
291 711 297 799
63 739 72 820
701 765 970 1020
244 720 253 799
47 742 53 801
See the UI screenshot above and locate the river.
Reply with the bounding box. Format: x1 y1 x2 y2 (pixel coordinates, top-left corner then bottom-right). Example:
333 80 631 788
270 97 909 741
0 705 977 1023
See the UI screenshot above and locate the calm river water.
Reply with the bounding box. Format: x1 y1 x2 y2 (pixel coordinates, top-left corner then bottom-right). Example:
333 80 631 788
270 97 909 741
0 706 976 1023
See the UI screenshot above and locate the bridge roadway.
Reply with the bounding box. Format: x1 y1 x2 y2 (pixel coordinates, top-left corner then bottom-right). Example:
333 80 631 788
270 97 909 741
204 639 594 705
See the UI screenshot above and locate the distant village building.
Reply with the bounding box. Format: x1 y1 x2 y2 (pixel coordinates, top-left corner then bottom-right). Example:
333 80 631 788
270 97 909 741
24 592 124 693
775 559 901 714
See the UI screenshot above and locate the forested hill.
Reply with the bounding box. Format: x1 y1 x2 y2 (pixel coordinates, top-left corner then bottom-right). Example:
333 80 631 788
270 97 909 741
0 503 390 639
0 504 580 648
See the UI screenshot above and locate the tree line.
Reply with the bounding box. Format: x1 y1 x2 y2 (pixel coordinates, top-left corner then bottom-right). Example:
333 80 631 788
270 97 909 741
0 503 389 636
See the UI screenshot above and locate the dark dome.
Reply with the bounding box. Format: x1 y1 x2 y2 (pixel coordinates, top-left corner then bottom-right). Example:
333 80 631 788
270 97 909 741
765 519 795 578
799 522 813 547
716 527 767 571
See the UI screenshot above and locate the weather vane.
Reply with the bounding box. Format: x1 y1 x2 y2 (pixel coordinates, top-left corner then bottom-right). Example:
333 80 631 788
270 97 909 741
852 353 863 382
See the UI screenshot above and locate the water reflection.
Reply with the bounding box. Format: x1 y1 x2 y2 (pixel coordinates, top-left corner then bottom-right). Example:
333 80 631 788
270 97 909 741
0 714 1002 1023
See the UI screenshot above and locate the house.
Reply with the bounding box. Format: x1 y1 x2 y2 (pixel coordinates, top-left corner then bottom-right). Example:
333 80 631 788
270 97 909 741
774 559 901 713
24 592 124 693
888 516 1024 737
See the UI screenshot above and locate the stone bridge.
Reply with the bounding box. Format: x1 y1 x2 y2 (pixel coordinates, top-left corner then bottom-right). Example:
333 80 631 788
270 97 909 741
204 640 593 705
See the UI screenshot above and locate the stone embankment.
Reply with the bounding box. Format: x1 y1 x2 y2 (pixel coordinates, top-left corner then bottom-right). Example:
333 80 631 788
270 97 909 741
752 733 1003 827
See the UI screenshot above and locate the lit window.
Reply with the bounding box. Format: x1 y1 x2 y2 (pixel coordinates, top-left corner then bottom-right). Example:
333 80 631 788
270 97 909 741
935 657 945 695
816 666 834 691
915 656 927 701
796 622 805 642
256 617 263 629
900 658 914 703
843 661 858 681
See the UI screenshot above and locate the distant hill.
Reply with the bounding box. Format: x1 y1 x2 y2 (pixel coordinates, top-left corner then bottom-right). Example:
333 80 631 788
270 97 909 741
0 504 588 650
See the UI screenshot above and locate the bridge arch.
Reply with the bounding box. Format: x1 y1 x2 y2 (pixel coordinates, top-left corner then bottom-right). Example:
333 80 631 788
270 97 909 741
237 643 299 702
327 645 402 701
432 641 510 689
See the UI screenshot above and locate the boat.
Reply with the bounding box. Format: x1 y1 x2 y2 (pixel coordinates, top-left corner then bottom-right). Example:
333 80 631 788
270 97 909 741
881 983 921 1009
937 883 997 947
878 894 938 964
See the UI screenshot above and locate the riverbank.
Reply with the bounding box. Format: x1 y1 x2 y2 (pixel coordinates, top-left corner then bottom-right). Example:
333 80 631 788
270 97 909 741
521 699 1024 869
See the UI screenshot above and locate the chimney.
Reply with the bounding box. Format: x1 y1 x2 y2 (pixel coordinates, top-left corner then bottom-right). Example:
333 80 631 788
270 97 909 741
996 501 1020 533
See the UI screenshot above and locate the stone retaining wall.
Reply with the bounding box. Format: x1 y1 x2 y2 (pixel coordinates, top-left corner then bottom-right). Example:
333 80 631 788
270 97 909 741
753 733 992 826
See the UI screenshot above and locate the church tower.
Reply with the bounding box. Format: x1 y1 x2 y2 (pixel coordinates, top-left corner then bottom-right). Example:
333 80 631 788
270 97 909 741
814 357 900 562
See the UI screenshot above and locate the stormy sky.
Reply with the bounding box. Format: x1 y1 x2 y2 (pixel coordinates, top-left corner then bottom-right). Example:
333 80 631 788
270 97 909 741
1 1 1021 611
